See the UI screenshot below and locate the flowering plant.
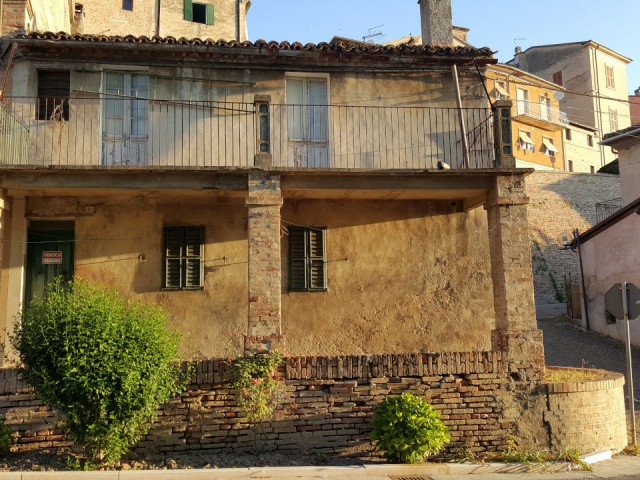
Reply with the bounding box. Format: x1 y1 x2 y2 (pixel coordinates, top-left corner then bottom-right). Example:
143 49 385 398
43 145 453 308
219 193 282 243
230 350 284 421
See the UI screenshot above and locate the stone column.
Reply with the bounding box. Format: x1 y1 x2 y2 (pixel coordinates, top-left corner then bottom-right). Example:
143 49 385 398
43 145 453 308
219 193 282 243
487 175 544 378
245 174 285 353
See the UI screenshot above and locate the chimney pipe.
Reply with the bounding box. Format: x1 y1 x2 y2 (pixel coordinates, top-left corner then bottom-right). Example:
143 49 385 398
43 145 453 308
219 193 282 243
419 0 452 46
515 46 522 54
635 86 640 96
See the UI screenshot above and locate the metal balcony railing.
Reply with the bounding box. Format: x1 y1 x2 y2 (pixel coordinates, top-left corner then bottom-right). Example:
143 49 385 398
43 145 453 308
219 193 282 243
515 100 569 127
0 102 29 165
595 197 622 224
0 96 496 170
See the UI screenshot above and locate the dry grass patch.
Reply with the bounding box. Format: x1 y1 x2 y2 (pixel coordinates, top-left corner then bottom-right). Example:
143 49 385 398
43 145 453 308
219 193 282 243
544 367 606 383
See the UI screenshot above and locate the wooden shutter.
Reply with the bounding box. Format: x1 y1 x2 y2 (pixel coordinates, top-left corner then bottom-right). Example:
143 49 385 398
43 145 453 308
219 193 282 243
307 229 326 290
183 0 193 21
163 226 204 290
289 227 326 292
184 227 204 288
206 3 215 25
289 228 307 291
164 227 184 289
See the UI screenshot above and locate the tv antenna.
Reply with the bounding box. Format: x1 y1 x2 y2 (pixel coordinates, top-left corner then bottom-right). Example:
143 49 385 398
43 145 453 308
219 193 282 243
363 25 384 43
514 37 527 46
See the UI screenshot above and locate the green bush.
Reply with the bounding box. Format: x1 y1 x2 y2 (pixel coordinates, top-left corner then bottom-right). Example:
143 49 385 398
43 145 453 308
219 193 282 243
371 393 449 463
12 278 187 464
0 416 13 456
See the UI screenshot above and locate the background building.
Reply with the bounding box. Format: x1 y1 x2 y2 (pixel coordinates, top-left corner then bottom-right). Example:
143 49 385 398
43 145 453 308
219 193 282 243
510 41 632 168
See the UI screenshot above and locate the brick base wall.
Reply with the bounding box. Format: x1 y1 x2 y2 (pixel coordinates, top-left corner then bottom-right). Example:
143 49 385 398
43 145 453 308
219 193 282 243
0 354 628 457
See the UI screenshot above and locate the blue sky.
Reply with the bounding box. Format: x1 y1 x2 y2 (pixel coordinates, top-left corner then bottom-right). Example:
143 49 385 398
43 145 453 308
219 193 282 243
249 0 639 96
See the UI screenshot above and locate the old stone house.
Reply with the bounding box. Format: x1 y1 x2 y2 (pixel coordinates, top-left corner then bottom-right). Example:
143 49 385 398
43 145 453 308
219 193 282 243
0 0 627 460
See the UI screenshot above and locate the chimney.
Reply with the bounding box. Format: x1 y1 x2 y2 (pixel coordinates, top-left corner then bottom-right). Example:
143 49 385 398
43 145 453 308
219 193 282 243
635 86 640 97
419 0 453 46
515 46 522 54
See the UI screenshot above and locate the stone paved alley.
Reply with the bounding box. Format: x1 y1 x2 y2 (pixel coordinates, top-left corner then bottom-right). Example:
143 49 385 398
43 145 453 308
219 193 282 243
540 317 640 407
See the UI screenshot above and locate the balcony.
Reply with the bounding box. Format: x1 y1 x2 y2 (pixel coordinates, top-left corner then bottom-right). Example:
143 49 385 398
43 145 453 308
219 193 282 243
0 96 497 170
0 102 29 165
515 100 569 129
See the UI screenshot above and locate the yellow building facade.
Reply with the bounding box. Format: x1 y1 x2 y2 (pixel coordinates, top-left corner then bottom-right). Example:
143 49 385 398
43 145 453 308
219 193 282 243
487 65 567 170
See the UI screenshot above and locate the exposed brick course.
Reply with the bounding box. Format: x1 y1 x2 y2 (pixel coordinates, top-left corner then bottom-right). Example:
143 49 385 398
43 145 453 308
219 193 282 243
0 354 627 457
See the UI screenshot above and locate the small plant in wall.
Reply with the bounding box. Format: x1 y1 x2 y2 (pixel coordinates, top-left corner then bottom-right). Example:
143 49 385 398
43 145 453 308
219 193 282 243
230 350 284 422
371 393 449 463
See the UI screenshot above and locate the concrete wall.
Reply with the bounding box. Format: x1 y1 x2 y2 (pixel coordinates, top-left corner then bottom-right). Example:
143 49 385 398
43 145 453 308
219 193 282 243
526 172 621 305
77 0 248 40
580 212 640 346
281 201 495 355
618 142 640 206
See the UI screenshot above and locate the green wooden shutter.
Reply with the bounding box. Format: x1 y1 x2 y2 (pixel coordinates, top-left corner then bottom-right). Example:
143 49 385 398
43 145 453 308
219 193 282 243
206 3 214 25
308 229 326 290
184 227 204 288
183 0 193 21
289 228 307 291
164 227 184 289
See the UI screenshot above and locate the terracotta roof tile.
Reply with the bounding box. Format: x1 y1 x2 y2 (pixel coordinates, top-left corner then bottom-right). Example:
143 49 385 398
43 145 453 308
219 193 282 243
13 31 494 58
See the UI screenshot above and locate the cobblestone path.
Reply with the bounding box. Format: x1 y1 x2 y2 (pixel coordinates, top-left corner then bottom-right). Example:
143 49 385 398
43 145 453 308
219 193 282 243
539 317 640 407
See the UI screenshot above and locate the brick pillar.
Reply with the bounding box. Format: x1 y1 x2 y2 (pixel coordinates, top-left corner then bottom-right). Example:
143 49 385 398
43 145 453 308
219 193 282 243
487 175 544 378
0 193 7 366
245 174 285 353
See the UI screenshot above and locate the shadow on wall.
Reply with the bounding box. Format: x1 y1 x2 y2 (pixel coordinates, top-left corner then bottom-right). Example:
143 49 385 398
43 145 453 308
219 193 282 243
527 172 621 306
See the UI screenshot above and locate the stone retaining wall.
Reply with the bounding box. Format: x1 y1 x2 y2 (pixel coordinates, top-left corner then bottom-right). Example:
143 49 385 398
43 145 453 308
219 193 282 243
0 356 628 457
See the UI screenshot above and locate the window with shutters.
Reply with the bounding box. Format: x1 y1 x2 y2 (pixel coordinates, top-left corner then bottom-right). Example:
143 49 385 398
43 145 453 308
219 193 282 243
605 64 615 89
552 70 563 86
36 70 70 121
163 226 204 290
289 227 327 292
184 0 214 25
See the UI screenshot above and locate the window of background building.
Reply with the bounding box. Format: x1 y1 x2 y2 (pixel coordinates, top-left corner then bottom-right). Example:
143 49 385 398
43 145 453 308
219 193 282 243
518 130 534 152
542 137 558 157
494 80 509 100
565 129 572 141
605 64 616 89
609 108 619 132
568 160 574 172
587 135 594 147
122 0 133 10
553 70 563 86
590 165 595 174
36 70 70 121
184 0 214 25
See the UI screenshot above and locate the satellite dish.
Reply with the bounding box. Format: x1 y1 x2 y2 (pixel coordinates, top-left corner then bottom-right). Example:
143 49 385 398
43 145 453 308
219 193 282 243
554 91 565 101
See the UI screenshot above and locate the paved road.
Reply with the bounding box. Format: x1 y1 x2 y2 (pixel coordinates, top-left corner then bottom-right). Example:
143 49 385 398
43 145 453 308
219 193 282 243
539 317 640 407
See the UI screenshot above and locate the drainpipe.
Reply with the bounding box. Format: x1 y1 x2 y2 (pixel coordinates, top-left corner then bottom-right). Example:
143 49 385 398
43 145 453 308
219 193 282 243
592 43 606 168
155 0 161 37
1 0 4 35
574 229 590 331
235 0 240 42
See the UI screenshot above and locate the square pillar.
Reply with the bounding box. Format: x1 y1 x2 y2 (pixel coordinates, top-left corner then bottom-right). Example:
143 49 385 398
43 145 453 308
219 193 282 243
486 175 544 376
245 174 284 353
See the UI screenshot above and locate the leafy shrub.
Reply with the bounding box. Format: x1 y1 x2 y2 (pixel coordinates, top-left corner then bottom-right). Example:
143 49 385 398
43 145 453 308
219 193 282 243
0 416 13 456
12 278 187 464
371 393 449 463
230 350 283 422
